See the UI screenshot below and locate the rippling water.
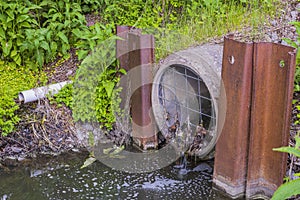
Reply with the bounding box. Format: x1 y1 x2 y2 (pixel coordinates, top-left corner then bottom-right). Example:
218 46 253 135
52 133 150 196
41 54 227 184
0 152 231 200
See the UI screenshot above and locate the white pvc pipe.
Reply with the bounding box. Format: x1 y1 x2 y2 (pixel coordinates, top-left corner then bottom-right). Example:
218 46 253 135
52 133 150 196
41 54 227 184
18 81 71 103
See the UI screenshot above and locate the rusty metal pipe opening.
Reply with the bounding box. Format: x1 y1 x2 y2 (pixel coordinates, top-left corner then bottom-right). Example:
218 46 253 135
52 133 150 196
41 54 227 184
152 45 223 159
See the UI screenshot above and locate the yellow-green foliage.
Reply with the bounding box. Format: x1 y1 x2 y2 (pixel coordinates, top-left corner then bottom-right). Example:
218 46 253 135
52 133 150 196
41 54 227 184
0 62 45 136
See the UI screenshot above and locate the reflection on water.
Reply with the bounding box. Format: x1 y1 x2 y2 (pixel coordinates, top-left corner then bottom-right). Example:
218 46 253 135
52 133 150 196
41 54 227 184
0 152 230 200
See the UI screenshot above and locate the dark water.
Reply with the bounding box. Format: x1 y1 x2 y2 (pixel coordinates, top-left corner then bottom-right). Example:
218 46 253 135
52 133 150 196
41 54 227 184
0 152 230 200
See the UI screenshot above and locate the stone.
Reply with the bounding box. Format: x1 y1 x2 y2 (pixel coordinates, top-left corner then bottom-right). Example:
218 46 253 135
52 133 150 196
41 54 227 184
291 11 298 21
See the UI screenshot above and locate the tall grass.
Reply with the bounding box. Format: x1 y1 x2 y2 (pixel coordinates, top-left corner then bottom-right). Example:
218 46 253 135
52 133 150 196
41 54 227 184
154 0 281 60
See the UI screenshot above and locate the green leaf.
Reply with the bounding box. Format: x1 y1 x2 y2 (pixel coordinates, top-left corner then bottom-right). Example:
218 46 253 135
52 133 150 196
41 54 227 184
46 30 52 41
28 18 39 26
40 41 50 52
24 5 42 13
94 23 101 34
271 179 300 200
10 49 17 57
295 173 300 177
103 147 114 154
64 20 71 28
295 133 300 149
5 10 14 20
103 82 115 98
2 39 12 56
16 15 29 24
52 13 63 22
0 14 6 24
109 145 124 155
61 43 70 54
72 28 82 38
50 41 57 53
0 27 5 39
103 145 125 155
119 68 127 74
36 50 44 67
19 21 31 28
80 157 96 169
77 50 89 60
34 39 39 48
57 32 69 44
12 54 21 66
273 147 300 158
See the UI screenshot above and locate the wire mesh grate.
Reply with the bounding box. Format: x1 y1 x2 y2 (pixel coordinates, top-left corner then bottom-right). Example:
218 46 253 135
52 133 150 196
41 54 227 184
157 64 216 154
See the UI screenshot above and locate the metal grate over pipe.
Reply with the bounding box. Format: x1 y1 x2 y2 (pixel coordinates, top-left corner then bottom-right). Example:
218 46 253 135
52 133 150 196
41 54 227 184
157 65 216 144
152 45 224 159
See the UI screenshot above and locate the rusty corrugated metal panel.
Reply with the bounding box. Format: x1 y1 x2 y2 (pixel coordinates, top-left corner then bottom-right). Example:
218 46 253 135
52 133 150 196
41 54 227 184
213 37 254 198
246 43 296 198
128 32 157 150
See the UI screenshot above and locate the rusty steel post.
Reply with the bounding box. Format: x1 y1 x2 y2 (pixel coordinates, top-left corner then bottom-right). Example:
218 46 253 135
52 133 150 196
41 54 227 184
128 32 157 150
116 26 141 71
213 37 254 198
116 26 141 111
246 43 296 199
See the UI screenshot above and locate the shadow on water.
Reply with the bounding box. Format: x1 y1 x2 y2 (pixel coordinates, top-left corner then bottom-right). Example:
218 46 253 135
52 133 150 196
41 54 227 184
0 151 231 200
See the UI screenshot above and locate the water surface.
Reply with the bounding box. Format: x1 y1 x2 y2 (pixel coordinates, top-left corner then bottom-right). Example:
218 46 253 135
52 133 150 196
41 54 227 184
0 152 230 200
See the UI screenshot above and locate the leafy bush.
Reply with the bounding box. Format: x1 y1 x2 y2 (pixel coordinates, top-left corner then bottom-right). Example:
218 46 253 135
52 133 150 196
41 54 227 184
272 133 300 200
54 37 125 129
94 65 125 129
0 0 39 67
0 0 112 69
72 23 114 60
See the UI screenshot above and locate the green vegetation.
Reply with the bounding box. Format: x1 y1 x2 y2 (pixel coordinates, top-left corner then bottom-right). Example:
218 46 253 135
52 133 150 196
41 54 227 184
103 0 280 59
53 82 73 108
0 0 114 69
0 0 114 135
284 21 300 91
0 62 46 136
72 38 125 129
0 0 285 136
292 98 300 126
272 133 300 200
